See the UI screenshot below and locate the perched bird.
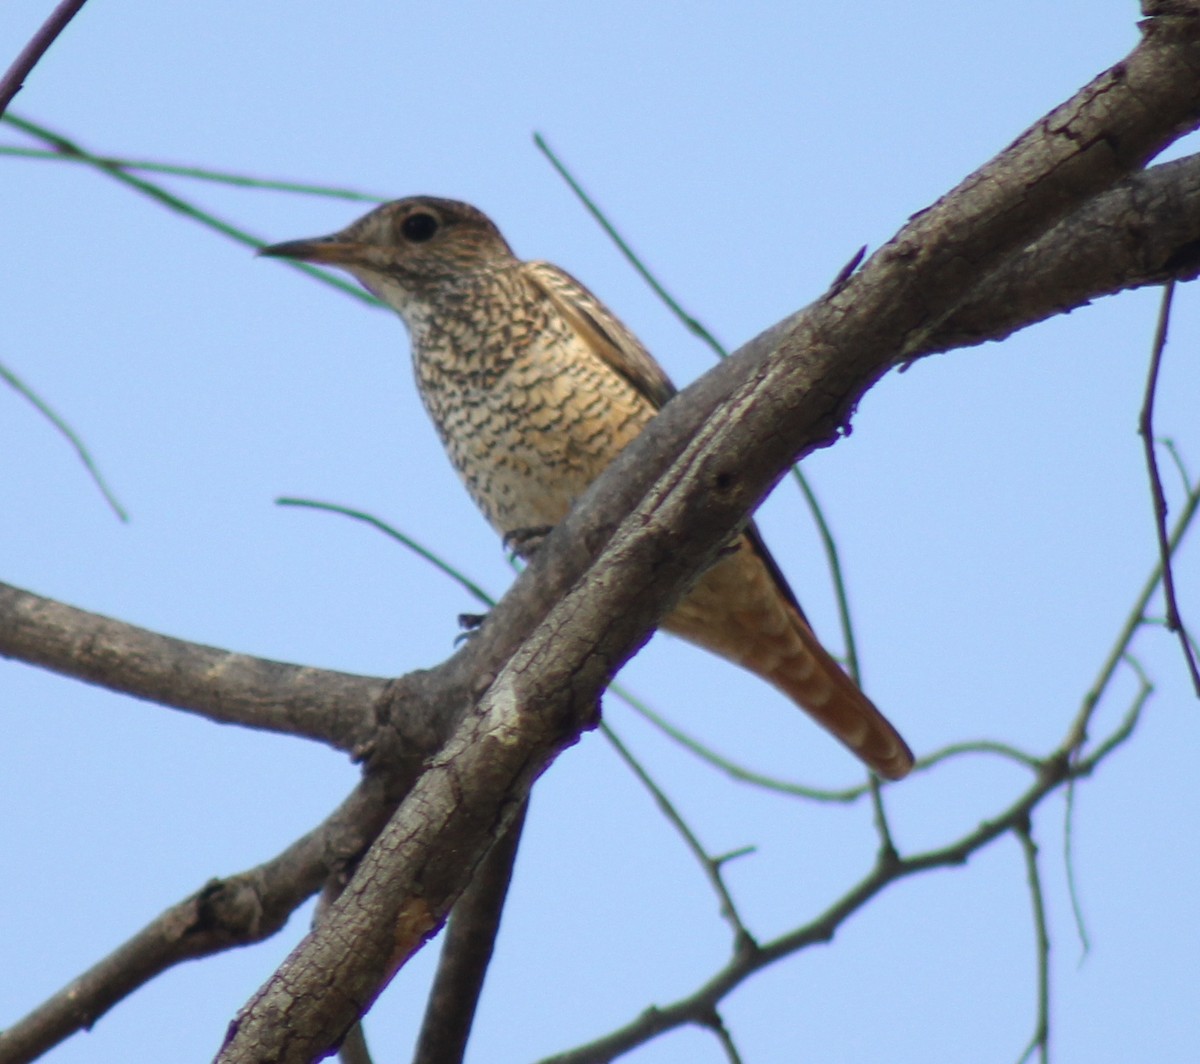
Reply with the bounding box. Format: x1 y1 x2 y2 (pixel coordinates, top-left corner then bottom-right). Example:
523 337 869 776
261 197 913 779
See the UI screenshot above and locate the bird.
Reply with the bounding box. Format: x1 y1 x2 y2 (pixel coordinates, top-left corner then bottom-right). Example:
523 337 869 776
260 197 913 780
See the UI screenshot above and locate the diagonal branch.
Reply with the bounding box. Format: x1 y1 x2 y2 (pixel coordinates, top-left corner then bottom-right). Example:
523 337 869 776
213 15 1200 1060
0 0 90 118
0 776 400 1064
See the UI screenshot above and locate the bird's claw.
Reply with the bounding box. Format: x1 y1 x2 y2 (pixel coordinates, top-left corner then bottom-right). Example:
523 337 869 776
455 611 488 645
502 525 555 558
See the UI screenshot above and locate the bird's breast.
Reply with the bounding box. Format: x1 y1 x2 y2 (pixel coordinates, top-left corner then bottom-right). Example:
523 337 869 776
413 328 656 535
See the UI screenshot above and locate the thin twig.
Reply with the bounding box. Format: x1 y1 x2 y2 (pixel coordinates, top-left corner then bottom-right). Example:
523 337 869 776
787 468 862 683
611 683 869 802
700 1009 745 1064
1138 280 1200 695
916 739 1043 772
1013 820 1051 1064
0 358 128 520
0 143 386 201
275 498 496 609
1068 473 1200 754
533 133 727 359
1162 438 1192 495
601 723 756 951
867 776 898 862
1064 656 1153 961
2 114 378 305
0 0 90 117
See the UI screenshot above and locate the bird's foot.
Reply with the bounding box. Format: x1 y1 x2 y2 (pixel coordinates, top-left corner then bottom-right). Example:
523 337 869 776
502 525 555 558
455 611 488 645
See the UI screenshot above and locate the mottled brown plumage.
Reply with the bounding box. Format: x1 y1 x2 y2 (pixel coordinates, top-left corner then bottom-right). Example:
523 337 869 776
262 197 913 779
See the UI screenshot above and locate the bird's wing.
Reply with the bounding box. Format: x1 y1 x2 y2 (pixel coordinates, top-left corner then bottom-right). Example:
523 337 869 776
526 261 807 618
525 261 677 410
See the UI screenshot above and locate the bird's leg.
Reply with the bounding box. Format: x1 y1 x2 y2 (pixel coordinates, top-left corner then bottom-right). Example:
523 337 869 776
455 612 488 645
502 525 555 559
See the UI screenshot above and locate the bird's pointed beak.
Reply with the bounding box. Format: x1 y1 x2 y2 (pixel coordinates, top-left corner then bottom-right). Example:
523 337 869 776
258 234 365 266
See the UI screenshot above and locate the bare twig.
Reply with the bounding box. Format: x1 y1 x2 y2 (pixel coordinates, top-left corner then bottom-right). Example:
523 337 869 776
1013 821 1051 1064
0 357 127 520
701 1009 745 1064
534 133 728 359
1064 658 1154 961
867 775 898 861
1068 474 1200 756
612 683 869 802
276 498 496 610
1138 281 1200 695
2 114 377 305
602 723 756 951
0 143 385 200
916 739 1043 773
0 0 90 117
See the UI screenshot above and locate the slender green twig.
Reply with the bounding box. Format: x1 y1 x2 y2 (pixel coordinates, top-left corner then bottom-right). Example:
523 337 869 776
2 114 378 306
1064 657 1153 960
274 498 495 609
867 776 897 861
601 722 756 950
1 358 127 521
787 469 862 682
534 133 727 359
611 682 869 803
1161 438 1191 495
916 739 1042 772
1070 471 1200 754
0 143 386 201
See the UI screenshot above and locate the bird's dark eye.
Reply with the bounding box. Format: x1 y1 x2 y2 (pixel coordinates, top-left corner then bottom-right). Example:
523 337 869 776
400 211 439 243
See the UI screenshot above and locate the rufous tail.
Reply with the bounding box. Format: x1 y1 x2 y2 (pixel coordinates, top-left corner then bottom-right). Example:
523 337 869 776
663 532 914 781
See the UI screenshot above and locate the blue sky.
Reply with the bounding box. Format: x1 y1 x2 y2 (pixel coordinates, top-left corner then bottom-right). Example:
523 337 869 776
2 3 1198 1062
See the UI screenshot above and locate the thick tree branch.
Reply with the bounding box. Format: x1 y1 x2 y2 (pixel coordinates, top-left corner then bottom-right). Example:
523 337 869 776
931 151 1200 352
412 801 528 1064
0 581 425 755
213 15 1200 1060
0 776 399 1064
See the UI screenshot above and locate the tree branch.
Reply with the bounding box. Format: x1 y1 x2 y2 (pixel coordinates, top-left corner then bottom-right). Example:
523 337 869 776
0 580 432 755
411 801 528 1064
0 776 399 1064
212 15 1200 1059
0 0 89 118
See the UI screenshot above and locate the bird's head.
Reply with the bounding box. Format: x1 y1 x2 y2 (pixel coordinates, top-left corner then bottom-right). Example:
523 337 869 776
260 196 516 313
